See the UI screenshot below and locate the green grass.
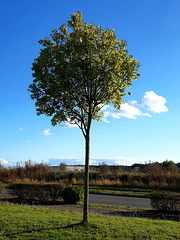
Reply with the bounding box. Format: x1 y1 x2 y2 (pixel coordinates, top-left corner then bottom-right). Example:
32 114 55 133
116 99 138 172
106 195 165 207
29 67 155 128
89 188 151 197
0 202 180 239
89 186 153 197
89 185 180 197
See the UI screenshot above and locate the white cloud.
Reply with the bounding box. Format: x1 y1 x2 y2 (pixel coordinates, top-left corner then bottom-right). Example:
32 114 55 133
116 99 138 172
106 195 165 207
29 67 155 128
48 156 136 166
142 91 168 113
25 140 30 143
102 91 168 122
102 117 110 123
48 157 83 166
91 157 136 166
103 101 151 122
0 158 11 166
65 121 78 128
62 118 78 128
113 157 136 166
113 102 144 119
100 104 110 111
41 129 52 136
19 128 23 131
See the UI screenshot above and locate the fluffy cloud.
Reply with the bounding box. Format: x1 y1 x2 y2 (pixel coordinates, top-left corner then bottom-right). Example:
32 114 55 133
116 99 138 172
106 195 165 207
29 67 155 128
19 128 23 131
41 129 52 136
102 91 168 122
64 119 78 128
103 101 151 122
0 158 11 166
117 101 142 119
142 91 169 113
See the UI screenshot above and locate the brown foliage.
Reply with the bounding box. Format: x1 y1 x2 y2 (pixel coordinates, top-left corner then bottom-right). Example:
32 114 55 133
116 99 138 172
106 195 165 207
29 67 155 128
143 162 180 188
0 160 51 183
0 161 179 190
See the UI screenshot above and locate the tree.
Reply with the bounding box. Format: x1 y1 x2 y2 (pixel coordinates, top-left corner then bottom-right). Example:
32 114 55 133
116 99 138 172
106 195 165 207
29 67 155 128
99 162 109 174
58 163 67 172
28 11 140 222
162 160 179 174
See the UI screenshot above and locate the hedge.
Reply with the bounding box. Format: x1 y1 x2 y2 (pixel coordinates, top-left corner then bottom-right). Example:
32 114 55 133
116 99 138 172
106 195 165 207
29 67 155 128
150 192 180 212
6 183 83 204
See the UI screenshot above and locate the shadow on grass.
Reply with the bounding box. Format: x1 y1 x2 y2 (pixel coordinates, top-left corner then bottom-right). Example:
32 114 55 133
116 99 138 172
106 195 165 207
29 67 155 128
1 221 90 238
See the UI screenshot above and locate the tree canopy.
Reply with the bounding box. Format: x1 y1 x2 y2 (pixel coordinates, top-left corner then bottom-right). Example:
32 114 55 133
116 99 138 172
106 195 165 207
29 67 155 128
29 11 140 137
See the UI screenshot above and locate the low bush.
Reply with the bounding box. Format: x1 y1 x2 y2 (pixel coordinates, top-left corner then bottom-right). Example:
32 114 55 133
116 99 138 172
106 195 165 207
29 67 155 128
7 183 64 204
150 192 180 212
61 184 83 204
6 183 83 204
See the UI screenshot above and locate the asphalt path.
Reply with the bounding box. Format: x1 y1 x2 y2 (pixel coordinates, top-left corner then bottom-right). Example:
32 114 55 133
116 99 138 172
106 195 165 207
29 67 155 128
89 194 151 209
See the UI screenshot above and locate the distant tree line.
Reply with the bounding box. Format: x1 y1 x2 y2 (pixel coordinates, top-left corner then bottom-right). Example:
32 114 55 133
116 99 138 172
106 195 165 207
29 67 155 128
0 160 179 190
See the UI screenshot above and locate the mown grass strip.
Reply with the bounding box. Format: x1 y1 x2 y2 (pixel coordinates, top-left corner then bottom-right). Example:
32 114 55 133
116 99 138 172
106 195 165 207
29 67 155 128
89 188 151 197
89 185 180 197
0 202 179 239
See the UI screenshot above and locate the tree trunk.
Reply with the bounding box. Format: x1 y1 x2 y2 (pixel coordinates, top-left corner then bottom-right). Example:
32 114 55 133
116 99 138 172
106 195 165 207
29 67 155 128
83 127 90 222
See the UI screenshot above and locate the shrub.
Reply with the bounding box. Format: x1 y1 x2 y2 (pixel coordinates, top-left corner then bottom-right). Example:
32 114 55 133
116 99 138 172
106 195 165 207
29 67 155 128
150 192 180 212
162 160 179 174
144 162 172 188
62 185 83 204
119 174 129 184
7 183 64 204
58 163 67 172
99 162 110 174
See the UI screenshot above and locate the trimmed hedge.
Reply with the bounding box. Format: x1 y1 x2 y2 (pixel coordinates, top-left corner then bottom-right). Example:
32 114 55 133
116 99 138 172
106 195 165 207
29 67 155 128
7 183 64 204
150 192 180 212
6 183 83 204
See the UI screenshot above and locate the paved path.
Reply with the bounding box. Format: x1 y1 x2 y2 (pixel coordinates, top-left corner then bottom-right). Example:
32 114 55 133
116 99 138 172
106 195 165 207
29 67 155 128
89 194 151 208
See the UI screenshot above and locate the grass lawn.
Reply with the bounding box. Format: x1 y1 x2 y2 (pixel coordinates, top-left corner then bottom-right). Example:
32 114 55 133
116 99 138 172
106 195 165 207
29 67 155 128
89 188 151 197
0 202 180 239
89 185 180 197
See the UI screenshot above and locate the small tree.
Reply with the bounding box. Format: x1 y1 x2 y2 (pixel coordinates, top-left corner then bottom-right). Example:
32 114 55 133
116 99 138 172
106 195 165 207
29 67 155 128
99 162 109 174
162 160 179 174
28 11 140 222
58 163 67 172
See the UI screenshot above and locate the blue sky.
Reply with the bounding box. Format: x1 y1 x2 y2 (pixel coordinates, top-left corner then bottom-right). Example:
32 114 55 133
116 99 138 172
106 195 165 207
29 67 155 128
0 0 180 166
